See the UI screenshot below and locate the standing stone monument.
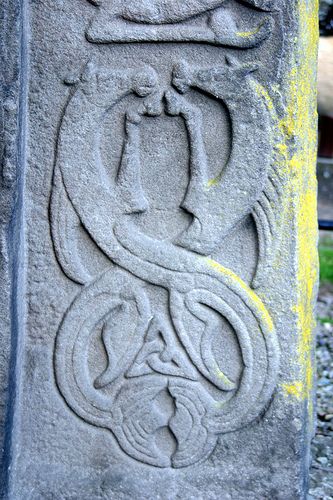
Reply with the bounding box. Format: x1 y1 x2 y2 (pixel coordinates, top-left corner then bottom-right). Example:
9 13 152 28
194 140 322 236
0 0 319 498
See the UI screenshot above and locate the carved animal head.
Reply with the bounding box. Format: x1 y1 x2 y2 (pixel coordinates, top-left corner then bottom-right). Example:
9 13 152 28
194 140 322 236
76 62 158 105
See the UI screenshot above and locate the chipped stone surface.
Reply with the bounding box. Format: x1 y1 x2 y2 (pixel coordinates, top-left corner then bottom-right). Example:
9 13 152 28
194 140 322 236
0 0 318 498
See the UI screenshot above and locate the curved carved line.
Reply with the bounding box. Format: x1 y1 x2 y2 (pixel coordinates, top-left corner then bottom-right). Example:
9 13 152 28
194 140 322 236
170 59 273 254
50 167 93 285
182 289 253 392
55 268 151 428
251 86 289 288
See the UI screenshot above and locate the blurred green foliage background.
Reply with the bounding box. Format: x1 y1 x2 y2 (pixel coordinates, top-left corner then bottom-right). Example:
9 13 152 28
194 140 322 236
319 236 333 285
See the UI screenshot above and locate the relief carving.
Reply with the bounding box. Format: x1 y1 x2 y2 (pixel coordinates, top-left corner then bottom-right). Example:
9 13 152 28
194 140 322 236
86 0 276 47
52 59 280 468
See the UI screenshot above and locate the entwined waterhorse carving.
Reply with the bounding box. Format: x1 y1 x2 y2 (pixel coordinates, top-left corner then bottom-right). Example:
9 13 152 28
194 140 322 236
52 62 279 468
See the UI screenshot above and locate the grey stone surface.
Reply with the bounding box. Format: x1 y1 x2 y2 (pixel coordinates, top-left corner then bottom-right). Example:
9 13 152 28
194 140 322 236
0 1 27 497
0 0 318 498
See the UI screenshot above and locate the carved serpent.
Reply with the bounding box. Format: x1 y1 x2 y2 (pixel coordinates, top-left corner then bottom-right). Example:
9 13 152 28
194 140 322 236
52 61 279 467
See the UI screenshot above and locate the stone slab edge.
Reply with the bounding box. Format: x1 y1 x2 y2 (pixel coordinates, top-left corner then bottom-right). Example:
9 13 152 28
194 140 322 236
281 0 319 493
0 0 27 497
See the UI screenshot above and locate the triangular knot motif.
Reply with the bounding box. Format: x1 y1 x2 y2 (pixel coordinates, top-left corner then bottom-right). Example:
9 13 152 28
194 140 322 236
127 317 198 380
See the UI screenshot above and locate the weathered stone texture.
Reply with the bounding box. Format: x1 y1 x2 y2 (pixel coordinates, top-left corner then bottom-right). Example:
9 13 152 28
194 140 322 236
0 0 318 499
0 1 27 496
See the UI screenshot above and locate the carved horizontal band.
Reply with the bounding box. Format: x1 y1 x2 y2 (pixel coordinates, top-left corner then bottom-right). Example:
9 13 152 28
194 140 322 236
86 0 276 47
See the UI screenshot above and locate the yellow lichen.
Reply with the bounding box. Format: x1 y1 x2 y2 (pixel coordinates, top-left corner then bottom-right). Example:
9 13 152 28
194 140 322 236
256 2 318 410
278 0 319 416
214 365 235 389
204 257 274 332
236 26 261 38
204 2 318 421
208 1 319 419
254 83 275 112
282 382 304 399
206 176 220 189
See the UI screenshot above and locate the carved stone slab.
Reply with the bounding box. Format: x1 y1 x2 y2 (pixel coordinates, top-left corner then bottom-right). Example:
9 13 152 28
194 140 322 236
0 0 319 498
